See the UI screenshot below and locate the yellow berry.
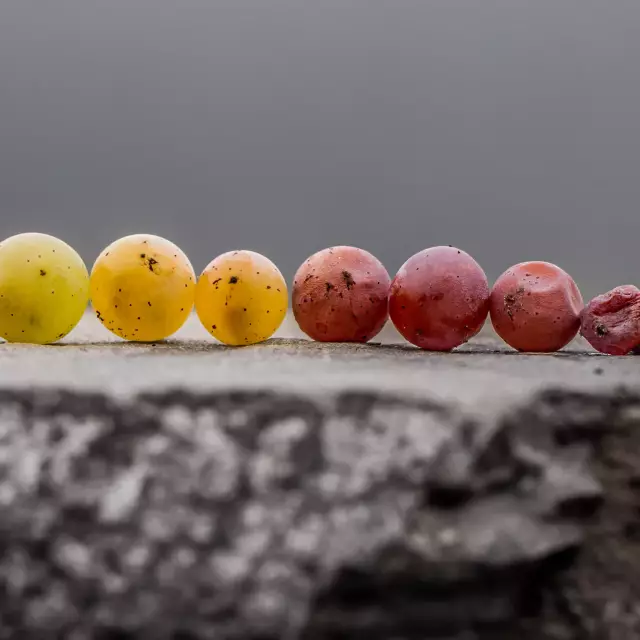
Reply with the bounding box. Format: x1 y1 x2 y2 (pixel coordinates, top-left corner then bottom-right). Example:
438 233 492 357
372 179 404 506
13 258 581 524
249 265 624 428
0 233 89 344
195 250 288 345
90 234 195 341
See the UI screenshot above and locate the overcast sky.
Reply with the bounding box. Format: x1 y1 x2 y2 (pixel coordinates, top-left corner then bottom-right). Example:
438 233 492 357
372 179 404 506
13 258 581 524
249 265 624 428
1 1 639 296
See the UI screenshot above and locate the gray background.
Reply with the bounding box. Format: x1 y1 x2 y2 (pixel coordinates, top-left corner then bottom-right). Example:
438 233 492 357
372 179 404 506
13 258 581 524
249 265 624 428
1 1 639 297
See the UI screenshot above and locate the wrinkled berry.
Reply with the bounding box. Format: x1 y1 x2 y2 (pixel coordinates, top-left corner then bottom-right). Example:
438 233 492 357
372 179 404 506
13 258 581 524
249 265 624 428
580 285 640 355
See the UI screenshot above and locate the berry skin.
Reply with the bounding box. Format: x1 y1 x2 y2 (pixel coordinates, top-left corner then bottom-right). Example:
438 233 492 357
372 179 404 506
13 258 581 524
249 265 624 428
195 250 288 346
580 285 640 355
490 261 583 352
0 232 89 344
389 246 490 351
292 246 390 343
90 234 195 342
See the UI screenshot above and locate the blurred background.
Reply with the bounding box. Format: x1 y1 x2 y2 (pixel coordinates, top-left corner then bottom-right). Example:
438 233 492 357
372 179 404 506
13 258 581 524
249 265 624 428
1 1 639 298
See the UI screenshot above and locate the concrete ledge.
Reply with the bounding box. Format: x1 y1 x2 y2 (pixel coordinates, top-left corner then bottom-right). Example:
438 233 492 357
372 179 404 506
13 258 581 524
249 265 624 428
0 317 639 638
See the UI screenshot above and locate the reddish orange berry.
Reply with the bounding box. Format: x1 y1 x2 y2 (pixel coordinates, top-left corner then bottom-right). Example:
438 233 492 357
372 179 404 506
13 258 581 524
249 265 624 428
490 261 583 352
292 246 390 342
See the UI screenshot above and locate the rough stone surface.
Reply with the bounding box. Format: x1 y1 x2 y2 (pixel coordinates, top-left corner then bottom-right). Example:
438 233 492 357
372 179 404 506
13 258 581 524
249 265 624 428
0 315 638 639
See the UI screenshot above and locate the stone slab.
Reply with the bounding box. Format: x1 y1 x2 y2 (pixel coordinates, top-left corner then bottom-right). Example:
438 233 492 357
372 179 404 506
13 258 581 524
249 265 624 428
0 315 638 639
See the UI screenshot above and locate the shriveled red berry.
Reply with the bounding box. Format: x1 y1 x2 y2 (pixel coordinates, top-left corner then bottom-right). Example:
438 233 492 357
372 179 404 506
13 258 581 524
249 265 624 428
580 285 640 355
389 246 490 351
490 261 583 352
292 246 390 342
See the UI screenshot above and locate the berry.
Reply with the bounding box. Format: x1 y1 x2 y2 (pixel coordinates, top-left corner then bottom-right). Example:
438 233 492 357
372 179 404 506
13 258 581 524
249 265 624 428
195 250 287 345
90 234 195 341
580 285 640 355
389 246 489 351
490 261 583 352
0 233 89 344
292 246 390 342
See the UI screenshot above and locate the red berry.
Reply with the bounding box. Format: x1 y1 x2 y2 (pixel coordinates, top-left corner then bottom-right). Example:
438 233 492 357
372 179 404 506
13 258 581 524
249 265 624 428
580 285 640 355
389 246 490 351
292 246 390 342
490 261 583 352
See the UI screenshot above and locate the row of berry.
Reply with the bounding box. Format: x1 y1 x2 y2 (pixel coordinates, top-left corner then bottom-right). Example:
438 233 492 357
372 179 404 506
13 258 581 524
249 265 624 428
0 232 635 354
293 244 637 355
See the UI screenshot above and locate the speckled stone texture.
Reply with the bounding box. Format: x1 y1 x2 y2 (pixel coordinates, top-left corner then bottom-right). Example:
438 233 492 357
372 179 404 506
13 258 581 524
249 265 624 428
1 385 638 639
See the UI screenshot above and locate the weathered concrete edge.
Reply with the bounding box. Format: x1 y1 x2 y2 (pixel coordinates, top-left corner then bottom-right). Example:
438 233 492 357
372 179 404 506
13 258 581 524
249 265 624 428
0 382 639 639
